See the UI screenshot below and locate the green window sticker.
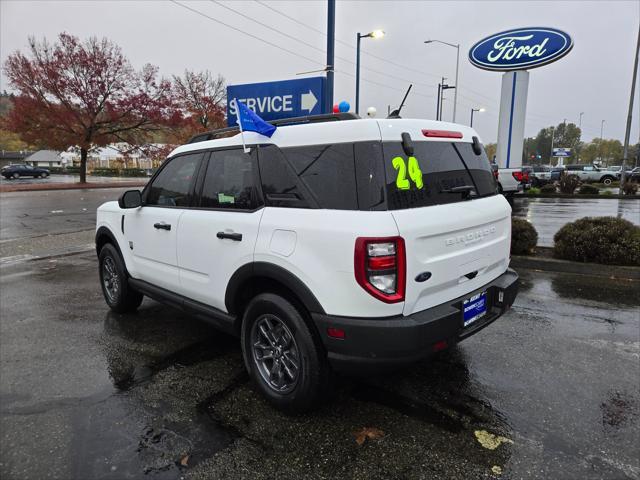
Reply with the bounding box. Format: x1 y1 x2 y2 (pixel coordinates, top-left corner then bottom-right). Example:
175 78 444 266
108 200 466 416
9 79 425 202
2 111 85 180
392 156 410 190
392 156 424 190
218 193 235 204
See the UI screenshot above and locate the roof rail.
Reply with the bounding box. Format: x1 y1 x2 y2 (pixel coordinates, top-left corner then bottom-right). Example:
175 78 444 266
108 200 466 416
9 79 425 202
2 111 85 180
187 112 360 144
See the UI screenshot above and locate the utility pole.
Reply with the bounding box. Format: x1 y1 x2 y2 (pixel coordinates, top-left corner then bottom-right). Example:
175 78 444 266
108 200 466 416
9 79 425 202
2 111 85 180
579 112 584 129
436 83 441 120
325 0 335 114
621 24 640 187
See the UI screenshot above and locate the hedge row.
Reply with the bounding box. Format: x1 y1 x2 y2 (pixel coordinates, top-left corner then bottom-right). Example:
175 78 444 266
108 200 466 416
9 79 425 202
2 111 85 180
511 216 640 266
92 168 148 177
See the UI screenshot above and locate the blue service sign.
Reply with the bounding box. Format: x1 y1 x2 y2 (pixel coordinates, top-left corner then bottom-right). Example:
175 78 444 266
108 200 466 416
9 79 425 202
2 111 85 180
227 77 326 126
469 27 573 71
553 148 571 157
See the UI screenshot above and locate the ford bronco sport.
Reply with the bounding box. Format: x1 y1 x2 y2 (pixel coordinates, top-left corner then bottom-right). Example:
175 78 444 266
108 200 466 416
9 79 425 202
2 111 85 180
96 113 519 411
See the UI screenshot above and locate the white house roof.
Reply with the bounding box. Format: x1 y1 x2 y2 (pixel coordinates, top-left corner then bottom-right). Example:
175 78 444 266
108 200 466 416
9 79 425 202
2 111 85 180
25 150 61 162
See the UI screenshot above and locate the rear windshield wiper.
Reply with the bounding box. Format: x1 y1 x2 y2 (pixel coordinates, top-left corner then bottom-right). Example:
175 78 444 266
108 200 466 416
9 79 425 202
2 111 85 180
440 185 476 194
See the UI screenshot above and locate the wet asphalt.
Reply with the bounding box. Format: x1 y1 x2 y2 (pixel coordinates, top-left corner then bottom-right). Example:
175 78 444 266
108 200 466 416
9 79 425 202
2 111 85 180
1 252 638 480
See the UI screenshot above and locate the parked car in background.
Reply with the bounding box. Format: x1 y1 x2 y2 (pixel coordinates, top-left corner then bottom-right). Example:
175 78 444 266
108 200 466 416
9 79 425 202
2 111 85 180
550 166 565 182
1 164 50 179
523 165 552 186
494 166 530 196
626 167 640 182
565 164 617 185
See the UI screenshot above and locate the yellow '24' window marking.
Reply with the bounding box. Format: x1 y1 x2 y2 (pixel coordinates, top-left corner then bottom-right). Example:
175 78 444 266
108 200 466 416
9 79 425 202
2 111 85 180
392 156 424 190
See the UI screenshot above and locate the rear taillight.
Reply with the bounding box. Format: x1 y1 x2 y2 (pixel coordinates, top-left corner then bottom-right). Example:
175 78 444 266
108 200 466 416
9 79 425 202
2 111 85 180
512 171 526 182
354 237 406 303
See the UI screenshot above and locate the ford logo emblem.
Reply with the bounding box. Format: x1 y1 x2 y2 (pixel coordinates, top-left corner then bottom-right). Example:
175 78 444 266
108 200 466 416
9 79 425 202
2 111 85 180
469 27 573 71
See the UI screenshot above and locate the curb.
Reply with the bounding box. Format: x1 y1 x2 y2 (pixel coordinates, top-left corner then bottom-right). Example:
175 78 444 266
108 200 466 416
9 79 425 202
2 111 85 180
511 253 640 280
0 182 146 193
0 244 94 266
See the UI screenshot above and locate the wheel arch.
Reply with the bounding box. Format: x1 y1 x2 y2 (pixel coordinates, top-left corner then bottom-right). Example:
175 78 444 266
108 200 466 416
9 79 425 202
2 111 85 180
95 226 123 259
225 262 326 322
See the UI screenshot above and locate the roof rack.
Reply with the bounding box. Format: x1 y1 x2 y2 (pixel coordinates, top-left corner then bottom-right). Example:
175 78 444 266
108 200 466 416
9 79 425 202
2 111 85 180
187 112 360 144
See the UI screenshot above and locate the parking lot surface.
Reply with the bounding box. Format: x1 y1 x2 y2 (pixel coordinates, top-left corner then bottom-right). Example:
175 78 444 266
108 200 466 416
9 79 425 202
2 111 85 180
1 253 638 479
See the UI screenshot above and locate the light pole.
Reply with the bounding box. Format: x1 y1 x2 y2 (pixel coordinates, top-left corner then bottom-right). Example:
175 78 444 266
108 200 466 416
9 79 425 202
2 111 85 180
470 108 485 127
598 119 605 163
356 29 385 115
578 112 584 129
621 24 639 186
549 126 555 165
425 39 460 122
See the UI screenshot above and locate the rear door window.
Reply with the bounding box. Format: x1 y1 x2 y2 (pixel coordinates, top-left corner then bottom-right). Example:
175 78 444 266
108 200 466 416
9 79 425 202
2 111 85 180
383 141 494 210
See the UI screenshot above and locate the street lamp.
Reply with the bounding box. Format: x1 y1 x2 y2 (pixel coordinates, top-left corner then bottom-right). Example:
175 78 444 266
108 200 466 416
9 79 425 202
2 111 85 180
425 39 460 122
598 119 605 164
356 29 385 115
579 112 584 129
470 108 485 127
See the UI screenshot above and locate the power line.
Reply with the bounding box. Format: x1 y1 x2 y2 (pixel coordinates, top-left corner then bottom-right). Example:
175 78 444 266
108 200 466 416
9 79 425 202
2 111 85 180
171 0 434 100
210 0 437 90
254 0 442 81
170 0 323 67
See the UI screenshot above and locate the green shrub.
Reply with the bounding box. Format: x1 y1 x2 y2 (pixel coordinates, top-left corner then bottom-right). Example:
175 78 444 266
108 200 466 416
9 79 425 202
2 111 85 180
121 168 147 177
578 184 600 195
64 166 81 174
621 181 638 196
553 217 640 266
540 183 557 194
48 167 64 174
527 187 541 194
558 173 581 194
91 168 120 176
602 190 613 196
511 218 538 255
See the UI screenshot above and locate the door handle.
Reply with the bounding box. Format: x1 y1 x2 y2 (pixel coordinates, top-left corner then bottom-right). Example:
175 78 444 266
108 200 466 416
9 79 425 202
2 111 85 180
153 222 171 231
217 231 242 241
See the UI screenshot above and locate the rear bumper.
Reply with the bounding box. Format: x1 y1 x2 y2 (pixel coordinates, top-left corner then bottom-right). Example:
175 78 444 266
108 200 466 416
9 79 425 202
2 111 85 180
312 268 519 374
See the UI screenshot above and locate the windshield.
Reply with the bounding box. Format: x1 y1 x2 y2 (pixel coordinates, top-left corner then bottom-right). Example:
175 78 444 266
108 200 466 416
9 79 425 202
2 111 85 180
383 141 496 210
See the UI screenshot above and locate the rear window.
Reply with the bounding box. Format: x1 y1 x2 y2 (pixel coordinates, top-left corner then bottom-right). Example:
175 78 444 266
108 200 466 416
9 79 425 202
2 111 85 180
383 141 496 210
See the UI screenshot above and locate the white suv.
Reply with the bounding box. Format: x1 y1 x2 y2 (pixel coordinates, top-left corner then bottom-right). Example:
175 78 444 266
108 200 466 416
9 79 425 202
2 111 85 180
96 113 519 411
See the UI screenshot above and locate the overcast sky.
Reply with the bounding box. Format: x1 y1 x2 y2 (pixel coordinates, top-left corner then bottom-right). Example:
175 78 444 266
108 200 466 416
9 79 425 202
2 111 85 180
1 0 639 144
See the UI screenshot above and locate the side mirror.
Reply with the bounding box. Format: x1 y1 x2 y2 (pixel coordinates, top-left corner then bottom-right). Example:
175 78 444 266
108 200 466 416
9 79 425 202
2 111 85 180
401 132 414 156
118 190 142 209
472 136 483 156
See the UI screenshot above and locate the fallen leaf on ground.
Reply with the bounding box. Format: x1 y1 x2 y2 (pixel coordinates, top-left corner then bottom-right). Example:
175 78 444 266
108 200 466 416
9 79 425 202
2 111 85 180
353 427 385 445
474 430 513 450
179 455 189 466
492 465 503 475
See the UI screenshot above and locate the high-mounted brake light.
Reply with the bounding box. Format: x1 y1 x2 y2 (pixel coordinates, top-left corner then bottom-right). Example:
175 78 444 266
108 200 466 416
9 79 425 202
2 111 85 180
422 129 463 139
354 237 406 303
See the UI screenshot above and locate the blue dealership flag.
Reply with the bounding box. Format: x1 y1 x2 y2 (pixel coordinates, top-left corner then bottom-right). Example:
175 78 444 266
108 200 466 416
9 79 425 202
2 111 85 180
233 99 277 138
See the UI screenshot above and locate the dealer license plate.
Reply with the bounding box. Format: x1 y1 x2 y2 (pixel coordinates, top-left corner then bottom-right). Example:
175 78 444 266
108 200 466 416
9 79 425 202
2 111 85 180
462 291 487 327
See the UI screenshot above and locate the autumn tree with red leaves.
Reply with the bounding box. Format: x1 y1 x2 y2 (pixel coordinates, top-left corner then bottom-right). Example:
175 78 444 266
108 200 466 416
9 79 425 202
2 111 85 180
3 33 179 183
172 70 226 138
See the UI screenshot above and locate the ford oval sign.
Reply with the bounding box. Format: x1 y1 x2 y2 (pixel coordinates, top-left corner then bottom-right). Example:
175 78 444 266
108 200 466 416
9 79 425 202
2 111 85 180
469 27 573 71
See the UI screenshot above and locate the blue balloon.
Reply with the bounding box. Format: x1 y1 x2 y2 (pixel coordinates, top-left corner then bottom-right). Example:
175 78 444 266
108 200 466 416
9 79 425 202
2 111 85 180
338 101 350 113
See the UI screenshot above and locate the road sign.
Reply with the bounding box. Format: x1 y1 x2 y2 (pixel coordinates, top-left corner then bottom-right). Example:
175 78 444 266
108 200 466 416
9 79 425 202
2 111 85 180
553 148 571 157
227 77 326 126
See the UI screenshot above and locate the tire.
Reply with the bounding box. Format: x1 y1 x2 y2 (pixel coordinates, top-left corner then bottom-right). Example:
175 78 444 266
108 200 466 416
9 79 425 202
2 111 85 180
98 243 143 313
12 172 19 179
601 176 614 186
241 293 331 412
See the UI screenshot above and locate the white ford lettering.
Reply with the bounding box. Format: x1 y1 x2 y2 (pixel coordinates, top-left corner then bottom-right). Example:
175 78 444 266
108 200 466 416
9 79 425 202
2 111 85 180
487 35 548 62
